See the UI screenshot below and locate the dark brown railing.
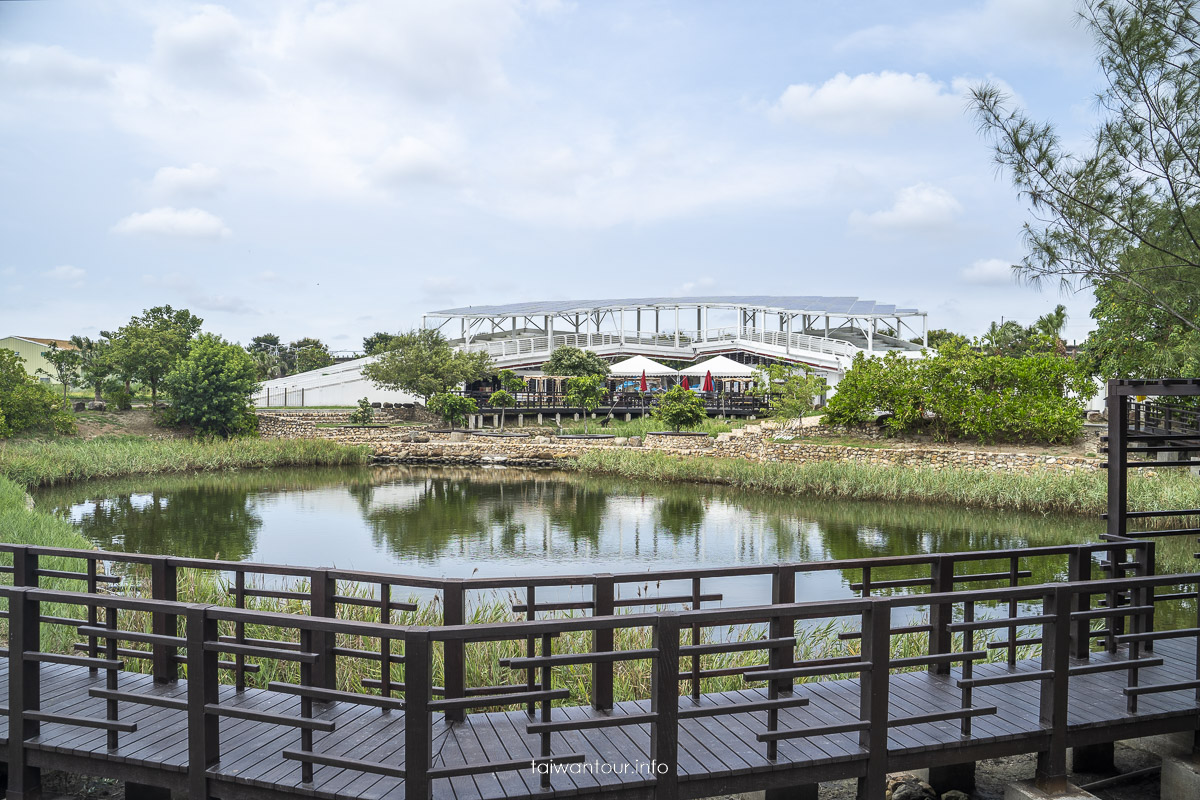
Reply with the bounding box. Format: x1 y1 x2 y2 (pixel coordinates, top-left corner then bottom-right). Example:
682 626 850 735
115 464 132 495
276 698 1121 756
3 567 1199 799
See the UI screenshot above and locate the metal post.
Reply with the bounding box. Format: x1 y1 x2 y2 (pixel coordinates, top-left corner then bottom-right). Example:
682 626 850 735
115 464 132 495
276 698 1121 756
404 630 433 800
151 556 179 682
651 613 680 800
186 606 220 800
593 575 615 710
8 589 42 800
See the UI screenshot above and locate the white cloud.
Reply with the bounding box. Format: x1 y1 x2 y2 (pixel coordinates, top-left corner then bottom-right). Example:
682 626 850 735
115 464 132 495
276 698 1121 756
962 258 1017 285
112 207 231 238
679 277 717 294
151 164 222 197
0 44 111 92
373 137 457 185
850 183 962 231
772 72 965 132
839 0 1091 67
42 265 86 287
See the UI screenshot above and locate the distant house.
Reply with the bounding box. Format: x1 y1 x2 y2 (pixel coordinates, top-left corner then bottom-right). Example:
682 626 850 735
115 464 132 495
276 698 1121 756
0 336 78 381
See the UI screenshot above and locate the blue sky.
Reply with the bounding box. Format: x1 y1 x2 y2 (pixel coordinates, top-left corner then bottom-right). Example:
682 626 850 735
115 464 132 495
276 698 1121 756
1 0 1108 351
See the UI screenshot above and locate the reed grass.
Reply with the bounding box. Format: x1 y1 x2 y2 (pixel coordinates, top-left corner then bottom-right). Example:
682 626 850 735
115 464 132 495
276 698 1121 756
0 436 370 488
569 448 1200 517
560 416 750 438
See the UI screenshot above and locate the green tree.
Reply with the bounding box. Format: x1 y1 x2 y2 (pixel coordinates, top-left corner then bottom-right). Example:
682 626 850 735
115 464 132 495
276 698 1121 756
654 384 706 431
162 333 260 436
980 320 1031 357
564 374 607 433
38 344 82 401
70 335 114 402
0 350 76 438
290 337 334 373
362 332 400 355
363 328 493 403
486 370 524 431
487 390 516 430
910 329 970 350
972 0 1200 334
349 397 375 425
543 346 611 377
109 305 203 407
247 333 291 375
428 392 478 429
751 363 827 419
250 350 283 381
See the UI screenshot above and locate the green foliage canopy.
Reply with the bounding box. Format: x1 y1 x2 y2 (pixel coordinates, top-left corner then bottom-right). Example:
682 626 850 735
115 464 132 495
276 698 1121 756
824 344 1096 444
428 392 478 428
654 385 706 431
107 305 203 406
162 334 260 437
751 363 827 419
565 374 608 433
363 332 401 355
0 350 76 438
543 346 611 377
362 329 493 402
38 344 82 400
70 335 115 402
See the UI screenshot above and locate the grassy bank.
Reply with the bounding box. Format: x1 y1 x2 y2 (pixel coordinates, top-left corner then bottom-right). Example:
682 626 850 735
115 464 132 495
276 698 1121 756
569 448 1200 517
560 416 751 437
0 436 370 488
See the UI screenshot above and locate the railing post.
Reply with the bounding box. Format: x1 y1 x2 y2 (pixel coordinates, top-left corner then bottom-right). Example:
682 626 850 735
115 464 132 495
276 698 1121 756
769 567 795 696
592 574 615 710
858 599 890 800
1067 548 1092 659
651 613 680 800
927 555 954 674
1136 541 1156 651
442 578 466 723
1106 389 1128 539
404 630 433 800
1035 587 1071 793
11 545 37 589
8 589 42 799
186 605 220 800
309 568 337 690
151 556 179 682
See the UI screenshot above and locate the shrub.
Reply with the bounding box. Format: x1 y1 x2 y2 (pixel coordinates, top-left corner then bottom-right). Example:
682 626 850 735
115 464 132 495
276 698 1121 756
428 392 477 428
349 397 375 425
0 350 76 438
824 343 1095 444
104 386 134 411
162 333 260 437
654 385 706 431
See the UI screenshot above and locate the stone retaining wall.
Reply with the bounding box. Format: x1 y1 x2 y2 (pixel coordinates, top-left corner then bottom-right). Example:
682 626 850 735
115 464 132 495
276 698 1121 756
261 414 1100 473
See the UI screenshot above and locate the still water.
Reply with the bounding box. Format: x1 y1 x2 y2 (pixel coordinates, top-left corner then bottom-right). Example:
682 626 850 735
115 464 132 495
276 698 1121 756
33 465 1105 606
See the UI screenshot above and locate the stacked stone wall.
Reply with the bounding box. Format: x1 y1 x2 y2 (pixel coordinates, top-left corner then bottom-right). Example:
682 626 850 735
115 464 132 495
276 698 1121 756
260 414 1100 473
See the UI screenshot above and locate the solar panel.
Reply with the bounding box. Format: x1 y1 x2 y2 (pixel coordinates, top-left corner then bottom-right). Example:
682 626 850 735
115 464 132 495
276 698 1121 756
429 296 923 317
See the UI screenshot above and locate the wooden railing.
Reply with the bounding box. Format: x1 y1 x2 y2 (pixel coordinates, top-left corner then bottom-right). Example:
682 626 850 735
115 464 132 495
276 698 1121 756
2 567 1198 799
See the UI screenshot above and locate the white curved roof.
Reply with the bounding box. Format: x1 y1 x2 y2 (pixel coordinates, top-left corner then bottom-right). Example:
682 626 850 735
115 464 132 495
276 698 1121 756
678 355 757 378
608 355 678 377
430 295 920 317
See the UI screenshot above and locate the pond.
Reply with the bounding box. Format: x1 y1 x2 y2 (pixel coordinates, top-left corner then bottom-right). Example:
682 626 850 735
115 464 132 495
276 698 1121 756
32 465 1111 607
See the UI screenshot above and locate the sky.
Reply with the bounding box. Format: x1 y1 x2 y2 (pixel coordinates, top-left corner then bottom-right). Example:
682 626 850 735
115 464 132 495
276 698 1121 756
1 0 1110 352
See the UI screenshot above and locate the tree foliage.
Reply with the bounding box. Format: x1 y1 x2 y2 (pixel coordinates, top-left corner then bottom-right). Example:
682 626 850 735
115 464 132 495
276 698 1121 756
972 0 1200 334
654 385 706 431
107 305 203 406
363 332 401 355
428 392 478 428
291 337 334 373
543 346 611 377
824 344 1096 444
910 329 971 350
0 350 76 438
564 374 608 433
162 334 260 436
750 363 827 419
70 335 114 402
349 397 375 425
38 344 82 400
362 329 493 402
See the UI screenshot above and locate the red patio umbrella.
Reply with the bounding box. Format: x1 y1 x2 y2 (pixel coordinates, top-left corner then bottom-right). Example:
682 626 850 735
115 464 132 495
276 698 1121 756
639 370 648 392
681 376 690 390
702 370 714 392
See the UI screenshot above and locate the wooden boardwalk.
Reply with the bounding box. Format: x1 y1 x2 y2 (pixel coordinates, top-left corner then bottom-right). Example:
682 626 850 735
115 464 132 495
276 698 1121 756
4 639 1199 800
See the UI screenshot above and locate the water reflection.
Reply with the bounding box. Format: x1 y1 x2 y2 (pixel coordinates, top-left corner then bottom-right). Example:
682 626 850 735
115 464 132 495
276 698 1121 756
33 465 1113 605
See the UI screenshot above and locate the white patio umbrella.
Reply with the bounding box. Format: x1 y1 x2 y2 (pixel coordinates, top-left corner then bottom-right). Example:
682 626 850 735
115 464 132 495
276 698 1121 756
608 355 678 377
678 355 756 378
